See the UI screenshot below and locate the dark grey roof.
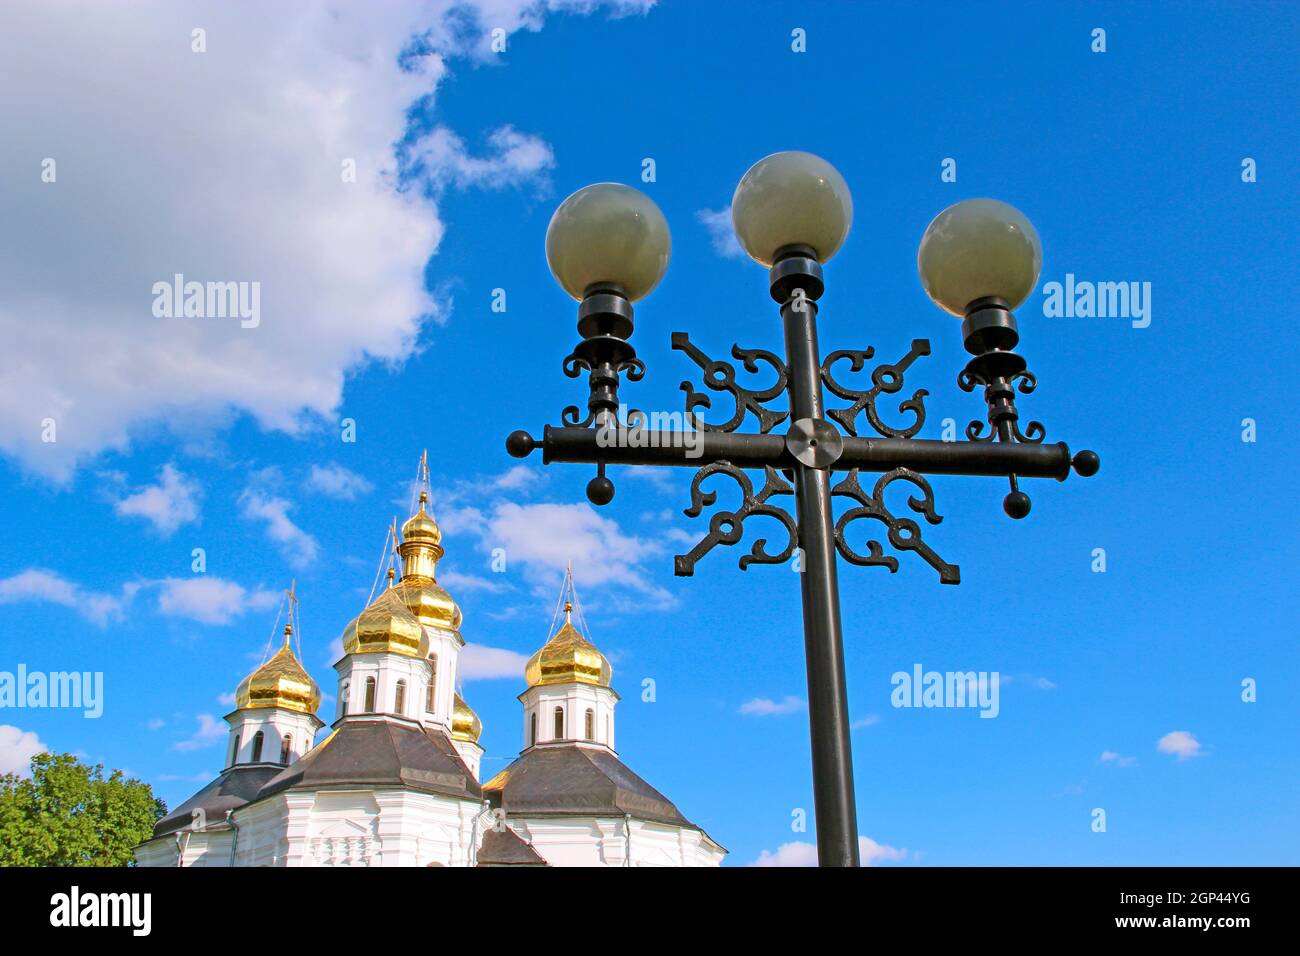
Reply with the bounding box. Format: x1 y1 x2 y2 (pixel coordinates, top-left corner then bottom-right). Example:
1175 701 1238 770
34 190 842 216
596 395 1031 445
483 745 694 828
153 765 283 838
257 718 481 802
476 826 548 866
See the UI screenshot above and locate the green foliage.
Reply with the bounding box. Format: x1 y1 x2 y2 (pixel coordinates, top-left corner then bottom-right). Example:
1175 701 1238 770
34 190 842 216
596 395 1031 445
0 752 166 866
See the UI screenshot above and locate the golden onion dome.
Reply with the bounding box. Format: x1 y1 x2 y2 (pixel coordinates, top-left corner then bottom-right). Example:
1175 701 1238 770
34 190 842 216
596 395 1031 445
391 577 462 631
401 491 443 547
524 602 612 689
451 692 483 743
235 627 321 715
341 587 429 658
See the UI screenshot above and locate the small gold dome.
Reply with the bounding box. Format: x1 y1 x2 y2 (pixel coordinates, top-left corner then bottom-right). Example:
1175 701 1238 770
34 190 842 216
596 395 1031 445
392 578 462 631
235 630 320 715
451 692 483 743
341 587 429 658
524 603 612 688
401 492 442 546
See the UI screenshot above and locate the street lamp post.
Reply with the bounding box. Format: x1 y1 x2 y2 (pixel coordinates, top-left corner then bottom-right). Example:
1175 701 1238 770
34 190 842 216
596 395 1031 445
506 152 1100 867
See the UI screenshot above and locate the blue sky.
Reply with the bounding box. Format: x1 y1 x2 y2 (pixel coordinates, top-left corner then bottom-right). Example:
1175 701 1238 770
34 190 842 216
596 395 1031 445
0 1 1296 866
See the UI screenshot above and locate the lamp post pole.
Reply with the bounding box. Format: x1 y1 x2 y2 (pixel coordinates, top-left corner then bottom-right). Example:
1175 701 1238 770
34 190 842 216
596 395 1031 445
507 153 1101 867
779 251 859 866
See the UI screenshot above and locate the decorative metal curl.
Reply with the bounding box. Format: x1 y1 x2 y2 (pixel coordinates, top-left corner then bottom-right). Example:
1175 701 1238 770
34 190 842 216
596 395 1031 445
821 339 931 438
560 351 645 429
674 463 797 576
672 332 789 434
830 468 960 584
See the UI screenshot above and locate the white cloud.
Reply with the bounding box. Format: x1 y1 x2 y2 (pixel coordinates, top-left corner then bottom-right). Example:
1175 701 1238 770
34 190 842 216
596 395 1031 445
174 714 227 752
697 207 744 260
240 490 320 567
480 501 673 609
491 465 536 492
1100 750 1137 768
112 463 202 535
852 714 881 729
1157 730 1203 761
439 570 509 593
751 836 908 867
154 576 279 626
306 463 374 500
0 568 132 626
738 695 805 716
0 0 650 481
0 725 48 776
459 643 531 680
409 124 554 191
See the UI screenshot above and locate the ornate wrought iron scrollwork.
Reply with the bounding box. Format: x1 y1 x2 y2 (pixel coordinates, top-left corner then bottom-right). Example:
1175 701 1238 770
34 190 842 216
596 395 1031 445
830 468 960 584
821 339 932 438
674 463 797 576
672 332 789 434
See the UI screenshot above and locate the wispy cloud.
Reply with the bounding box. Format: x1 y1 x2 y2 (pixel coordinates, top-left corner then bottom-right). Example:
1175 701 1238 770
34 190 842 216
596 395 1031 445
739 695 805 717
409 124 554 193
154 576 279 626
306 463 374 501
751 836 908 867
1100 750 1137 768
111 463 202 536
173 714 227 752
1157 730 1203 761
697 206 744 259
0 568 134 626
459 644 530 681
240 490 319 567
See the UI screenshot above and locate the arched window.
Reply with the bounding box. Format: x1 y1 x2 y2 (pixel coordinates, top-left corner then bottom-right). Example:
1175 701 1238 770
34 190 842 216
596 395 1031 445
364 677 377 712
394 680 407 715
530 712 537 746
251 731 264 763
279 734 292 765
585 709 595 741
229 733 241 766
553 706 564 740
340 681 350 717
426 656 438 712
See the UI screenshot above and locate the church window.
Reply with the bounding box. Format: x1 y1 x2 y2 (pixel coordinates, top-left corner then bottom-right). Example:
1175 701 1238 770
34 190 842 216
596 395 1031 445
553 706 564 739
279 735 292 765
251 731 264 762
585 709 595 740
394 679 407 715
364 677 377 712
530 712 537 746
229 733 241 765
426 656 438 712
341 681 350 717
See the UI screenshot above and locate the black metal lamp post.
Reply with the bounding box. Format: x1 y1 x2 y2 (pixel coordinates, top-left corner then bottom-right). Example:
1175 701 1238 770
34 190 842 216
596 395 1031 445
506 153 1100 867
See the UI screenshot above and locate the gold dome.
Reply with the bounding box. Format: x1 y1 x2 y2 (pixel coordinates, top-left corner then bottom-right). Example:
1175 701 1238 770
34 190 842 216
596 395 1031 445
394 487 461 631
451 692 483 743
391 577 462 631
341 587 429 658
235 628 320 715
401 491 443 547
524 602 612 689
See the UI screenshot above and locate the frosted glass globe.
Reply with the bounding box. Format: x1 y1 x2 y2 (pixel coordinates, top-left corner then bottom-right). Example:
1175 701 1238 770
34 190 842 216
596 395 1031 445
545 183 671 302
917 198 1042 315
731 151 853 266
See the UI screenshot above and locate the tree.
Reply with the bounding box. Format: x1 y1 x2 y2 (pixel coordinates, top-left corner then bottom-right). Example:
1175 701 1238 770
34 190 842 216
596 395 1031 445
0 752 166 866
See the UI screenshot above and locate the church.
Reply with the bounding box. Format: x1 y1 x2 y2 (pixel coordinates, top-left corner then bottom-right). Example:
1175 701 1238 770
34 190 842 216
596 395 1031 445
134 476 725 867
